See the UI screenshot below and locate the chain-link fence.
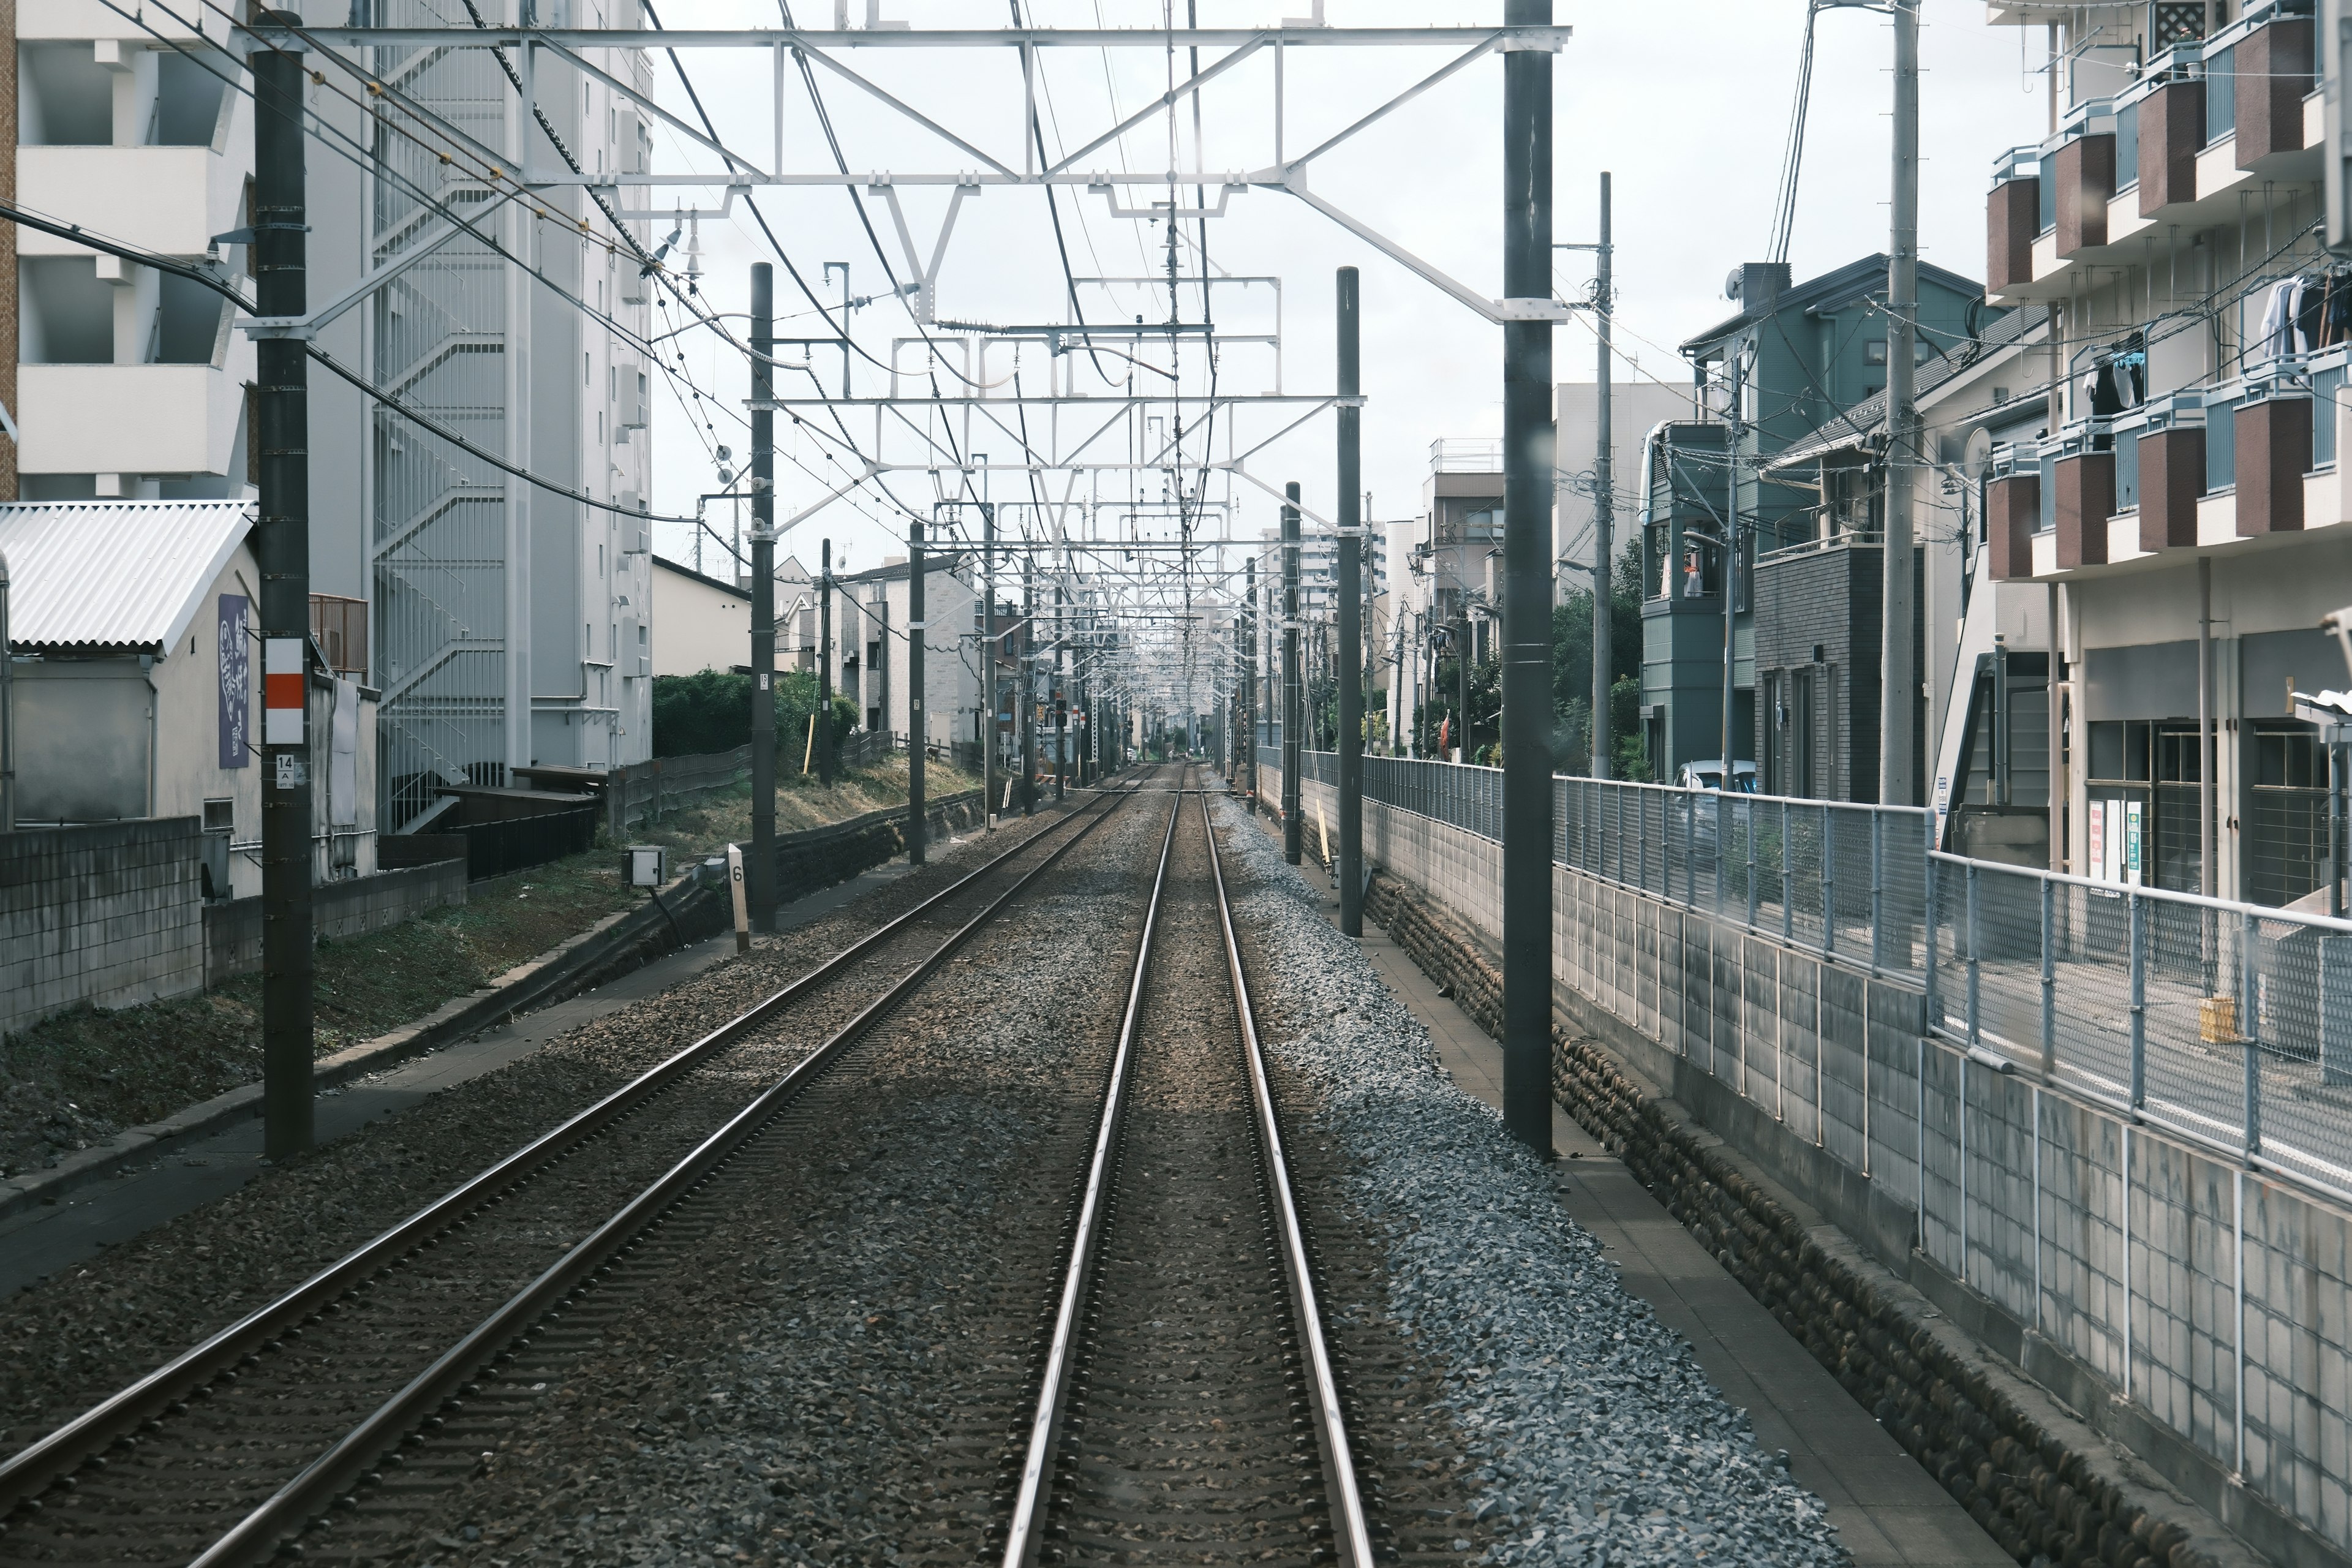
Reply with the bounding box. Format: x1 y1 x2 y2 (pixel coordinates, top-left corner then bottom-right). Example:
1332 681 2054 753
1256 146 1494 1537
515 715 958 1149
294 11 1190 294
1549 778 1933 978
1930 853 2352 1199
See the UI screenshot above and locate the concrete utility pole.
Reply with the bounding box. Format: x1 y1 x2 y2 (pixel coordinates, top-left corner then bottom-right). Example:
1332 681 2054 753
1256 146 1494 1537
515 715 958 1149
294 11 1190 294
819 537 835 786
1055 580 1068 801
1020 557 1036 816
1724 350 1743 780
1241 561 1257 797
1282 483 1304 865
981 500 996 826
1592 171 1615 780
1499 0 1557 1156
1337 266 1365 938
1880 0 1920 807
907 516 926 865
255 22 314 1160
748 263 778 930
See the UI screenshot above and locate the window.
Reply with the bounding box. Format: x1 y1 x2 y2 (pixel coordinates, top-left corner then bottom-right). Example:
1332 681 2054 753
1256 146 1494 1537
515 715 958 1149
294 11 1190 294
2084 718 2201 892
1864 338 1888 366
202 798 235 832
2250 722 2329 908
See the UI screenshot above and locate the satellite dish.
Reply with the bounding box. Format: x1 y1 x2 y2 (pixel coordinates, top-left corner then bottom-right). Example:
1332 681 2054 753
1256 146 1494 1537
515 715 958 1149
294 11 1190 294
1962 428 1994 484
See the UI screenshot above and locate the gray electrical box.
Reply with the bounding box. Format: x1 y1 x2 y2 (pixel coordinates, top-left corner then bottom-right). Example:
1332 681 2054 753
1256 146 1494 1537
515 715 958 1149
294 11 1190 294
624 845 668 888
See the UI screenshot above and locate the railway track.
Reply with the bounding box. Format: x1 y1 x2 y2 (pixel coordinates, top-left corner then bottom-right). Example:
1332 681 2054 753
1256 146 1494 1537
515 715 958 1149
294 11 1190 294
997 786 1376 1568
0 767 1166 1567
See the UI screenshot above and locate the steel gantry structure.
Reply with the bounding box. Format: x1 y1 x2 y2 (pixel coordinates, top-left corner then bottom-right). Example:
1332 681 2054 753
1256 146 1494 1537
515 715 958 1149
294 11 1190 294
229 8 1568 1155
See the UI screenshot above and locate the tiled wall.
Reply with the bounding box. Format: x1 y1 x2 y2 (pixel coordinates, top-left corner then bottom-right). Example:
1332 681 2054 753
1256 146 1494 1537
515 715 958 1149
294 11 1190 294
1267 760 2352 1561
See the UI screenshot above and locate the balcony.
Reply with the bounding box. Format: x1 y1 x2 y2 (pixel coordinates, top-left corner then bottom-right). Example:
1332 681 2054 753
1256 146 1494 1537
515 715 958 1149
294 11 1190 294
18 141 247 261
18 362 247 477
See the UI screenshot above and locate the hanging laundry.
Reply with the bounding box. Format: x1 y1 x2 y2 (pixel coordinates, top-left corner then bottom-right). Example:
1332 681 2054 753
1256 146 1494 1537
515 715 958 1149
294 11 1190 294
2296 277 2328 353
2258 278 2298 362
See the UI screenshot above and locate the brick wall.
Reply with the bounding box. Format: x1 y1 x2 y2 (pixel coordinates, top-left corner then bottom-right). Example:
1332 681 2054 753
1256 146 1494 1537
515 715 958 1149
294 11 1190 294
1 818 205 1038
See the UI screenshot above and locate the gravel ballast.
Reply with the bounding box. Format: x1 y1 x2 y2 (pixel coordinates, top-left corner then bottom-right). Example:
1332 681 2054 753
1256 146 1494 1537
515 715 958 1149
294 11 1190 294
1213 796 1850 1568
350 787 1182 1566
0 809 1074 1450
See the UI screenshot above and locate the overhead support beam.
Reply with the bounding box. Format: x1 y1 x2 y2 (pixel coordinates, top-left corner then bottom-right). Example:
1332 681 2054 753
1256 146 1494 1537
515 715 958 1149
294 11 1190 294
276 24 1570 48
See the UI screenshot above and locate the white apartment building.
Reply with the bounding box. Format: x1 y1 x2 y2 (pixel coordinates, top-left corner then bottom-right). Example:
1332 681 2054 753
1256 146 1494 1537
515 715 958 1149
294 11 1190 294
308 1 656 829
10 1 660 833
12 2 253 500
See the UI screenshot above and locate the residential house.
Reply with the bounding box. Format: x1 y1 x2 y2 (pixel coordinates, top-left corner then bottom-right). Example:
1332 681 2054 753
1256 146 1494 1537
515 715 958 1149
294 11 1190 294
0 499 377 897
1646 255 1992 790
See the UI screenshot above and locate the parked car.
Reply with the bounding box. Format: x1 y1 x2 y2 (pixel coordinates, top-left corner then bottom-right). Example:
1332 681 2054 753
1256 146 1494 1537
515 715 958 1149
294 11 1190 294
1677 760 1759 793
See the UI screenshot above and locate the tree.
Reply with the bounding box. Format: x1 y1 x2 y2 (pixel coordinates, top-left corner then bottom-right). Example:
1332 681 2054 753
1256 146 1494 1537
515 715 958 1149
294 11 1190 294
1550 535 1645 774
650 668 837 761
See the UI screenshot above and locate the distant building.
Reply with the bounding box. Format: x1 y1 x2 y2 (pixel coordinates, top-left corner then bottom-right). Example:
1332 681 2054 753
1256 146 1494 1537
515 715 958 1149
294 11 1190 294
649 554 813 678
1553 379 1695 594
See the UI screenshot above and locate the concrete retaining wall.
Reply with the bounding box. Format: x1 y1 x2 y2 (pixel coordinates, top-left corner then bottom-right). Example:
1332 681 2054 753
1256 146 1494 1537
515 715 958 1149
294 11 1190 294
203 859 470 985
1262 760 2352 1568
1 818 205 1039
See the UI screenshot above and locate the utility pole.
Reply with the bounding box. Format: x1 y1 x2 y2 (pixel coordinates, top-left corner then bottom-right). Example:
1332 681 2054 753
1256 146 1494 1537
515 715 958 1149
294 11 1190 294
1499 0 1557 1156
1020 557 1036 816
1592 171 1615 780
981 499 996 826
819 537 835 787
1723 350 1743 782
1055 579 1068 801
1457 614 1472 762
1242 557 1257 798
907 515 926 865
255 20 312 1160
1880 0 1920 807
1282 483 1303 865
748 263 777 930
1337 266 1365 938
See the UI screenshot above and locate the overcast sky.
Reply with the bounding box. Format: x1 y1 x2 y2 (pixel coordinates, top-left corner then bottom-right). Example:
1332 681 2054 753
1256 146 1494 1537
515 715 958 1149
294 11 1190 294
643 1 2052 583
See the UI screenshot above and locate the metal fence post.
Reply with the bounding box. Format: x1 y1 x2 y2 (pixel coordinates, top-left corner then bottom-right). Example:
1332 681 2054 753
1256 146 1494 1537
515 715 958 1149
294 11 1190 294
1781 798 1793 945
1870 809 1885 971
1716 790 1729 917
1966 861 1982 1044
1683 790 1695 907
1746 798 1759 929
2243 908 2262 1158
2128 889 2147 1109
1923 841 1940 1028
1637 788 1648 893
1614 783 1625 885
1822 805 1838 960
2040 873 2056 1077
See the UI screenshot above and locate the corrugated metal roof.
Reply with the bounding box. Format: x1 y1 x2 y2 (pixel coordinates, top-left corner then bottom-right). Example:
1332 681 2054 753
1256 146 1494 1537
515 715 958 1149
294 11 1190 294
0 499 255 653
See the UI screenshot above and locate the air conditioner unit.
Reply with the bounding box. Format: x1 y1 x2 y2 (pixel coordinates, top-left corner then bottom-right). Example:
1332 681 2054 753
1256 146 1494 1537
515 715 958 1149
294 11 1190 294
616 107 648 176
619 491 647 552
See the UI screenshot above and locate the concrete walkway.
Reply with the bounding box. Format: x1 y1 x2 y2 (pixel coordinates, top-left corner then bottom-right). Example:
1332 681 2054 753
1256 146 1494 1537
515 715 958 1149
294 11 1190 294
0 850 943 1300
1274 834 2008 1568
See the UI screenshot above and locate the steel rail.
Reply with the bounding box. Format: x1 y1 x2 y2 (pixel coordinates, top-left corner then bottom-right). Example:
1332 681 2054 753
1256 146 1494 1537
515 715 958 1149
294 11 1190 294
185 766 1164 1566
0 774 1139 1519
997 786 1183 1568
1200 790 1378 1568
